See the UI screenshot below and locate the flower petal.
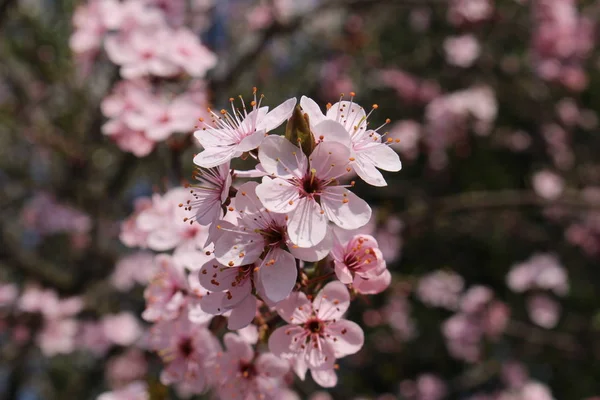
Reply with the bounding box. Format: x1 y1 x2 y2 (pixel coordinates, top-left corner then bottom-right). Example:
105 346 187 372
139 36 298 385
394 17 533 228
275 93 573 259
258 249 298 303
311 368 338 388
223 332 254 362
352 157 387 187
313 120 351 147
359 141 402 171
227 295 257 330
258 97 297 132
326 101 366 133
288 232 332 262
287 197 328 248
326 319 364 357
213 222 264 267
255 177 300 213
309 141 351 181
276 290 312 324
313 281 350 321
237 129 266 152
256 352 291 378
258 135 307 178
193 146 236 168
334 261 353 284
268 325 304 358
321 187 371 230
300 96 326 126
353 269 391 295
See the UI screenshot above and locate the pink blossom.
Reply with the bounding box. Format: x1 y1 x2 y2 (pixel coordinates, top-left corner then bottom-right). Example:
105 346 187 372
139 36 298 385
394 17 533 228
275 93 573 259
106 348 148 388
532 170 564 200
417 270 464 310
168 28 217 77
269 281 364 387
194 93 296 168
111 251 157 291
143 254 210 324
330 228 389 294
300 96 402 187
135 187 210 251
448 0 494 26
506 253 569 295
120 197 153 247
198 259 261 330
212 333 290 399
76 321 111 356
97 380 149 400
526 294 561 329
399 373 448 400
102 312 142 347
444 34 481 67
150 316 218 393
21 193 92 236
125 91 206 141
387 120 421 159
256 135 371 247
378 68 440 105
186 161 233 226
0 283 18 307
212 181 331 302
38 318 79 356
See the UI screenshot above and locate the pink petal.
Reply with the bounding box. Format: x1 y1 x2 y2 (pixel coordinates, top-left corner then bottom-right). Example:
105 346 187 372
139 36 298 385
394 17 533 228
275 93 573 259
237 129 267 152
326 320 364 357
288 232 332 262
310 141 351 181
311 368 338 388
198 260 237 291
353 269 391 295
258 97 297 132
200 291 227 315
326 101 366 133
227 295 257 330
321 187 371 230
256 352 291 378
352 157 387 187
255 177 300 213
268 325 300 358
223 332 254 362
258 249 298 303
313 120 351 147
258 135 307 178
276 290 312 324
213 227 263 267
313 281 350 321
193 146 236 169
334 261 353 284
300 96 326 126
359 142 402 171
287 197 327 247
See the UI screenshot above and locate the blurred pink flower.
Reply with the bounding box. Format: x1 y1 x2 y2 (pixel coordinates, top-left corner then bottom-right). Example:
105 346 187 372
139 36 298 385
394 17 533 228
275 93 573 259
77 321 111 356
506 253 569 295
0 283 18 307
387 120 421 160
21 193 92 236
417 270 464 310
526 293 561 329
448 0 494 26
444 34 481 67
111 251 157 291
106 348 148 389
102 312 143 347
400 373 448 400
98 380 149 400
213 333 290 399
532 170 564 200
378 68 440 105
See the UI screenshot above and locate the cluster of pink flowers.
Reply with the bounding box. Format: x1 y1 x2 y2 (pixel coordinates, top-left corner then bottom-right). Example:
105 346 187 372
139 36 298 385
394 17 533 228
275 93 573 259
71 0 216 156
506 253 568 328
531 0 595 92
113 91 403 397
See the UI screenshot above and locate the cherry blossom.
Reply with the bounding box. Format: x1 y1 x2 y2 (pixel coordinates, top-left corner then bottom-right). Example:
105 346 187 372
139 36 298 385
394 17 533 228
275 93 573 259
150 316 219 393
330 228 389 294
256 135 372 247
212 333 291 399
185 161 233 227
97 381 149 400
193 90 296 168
300 95 402 187
268 281 364 387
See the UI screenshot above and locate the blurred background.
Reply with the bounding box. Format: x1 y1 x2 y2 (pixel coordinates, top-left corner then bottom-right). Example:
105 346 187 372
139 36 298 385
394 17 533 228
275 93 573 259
1 0 600 399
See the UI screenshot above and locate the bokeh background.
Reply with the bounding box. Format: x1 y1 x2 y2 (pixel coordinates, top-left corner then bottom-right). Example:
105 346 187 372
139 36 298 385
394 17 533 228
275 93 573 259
1 0 600 399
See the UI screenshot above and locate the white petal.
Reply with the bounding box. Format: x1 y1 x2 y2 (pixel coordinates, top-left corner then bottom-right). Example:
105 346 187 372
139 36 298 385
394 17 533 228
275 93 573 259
213 226 263 267
258 135 307 178
326 101 367 133
352 157 387 187
313 120 351 147
287 197 328 247
309 141 351 181
359 142 402 171
311 368 338 388
259 249 298 303
313 281 350 321
300 96 326 126
321 187 371 230
227 296 257 330
258 97 297 132
193 146 236 168
237 129 266 152
275 290 312 324
255 177 300 213
288 232 332 262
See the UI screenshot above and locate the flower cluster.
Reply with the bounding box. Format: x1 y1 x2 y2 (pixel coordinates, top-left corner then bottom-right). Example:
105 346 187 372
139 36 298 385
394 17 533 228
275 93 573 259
71 0 216 156
115 92 402 397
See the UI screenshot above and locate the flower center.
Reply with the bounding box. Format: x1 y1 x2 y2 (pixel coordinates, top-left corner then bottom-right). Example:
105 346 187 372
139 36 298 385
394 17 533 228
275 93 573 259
178 337 194 357
239 361 257 379
301 169 322 196
305 318 324 334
